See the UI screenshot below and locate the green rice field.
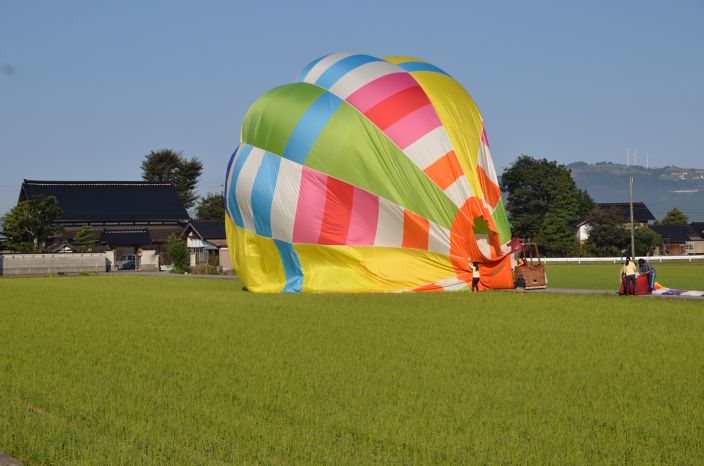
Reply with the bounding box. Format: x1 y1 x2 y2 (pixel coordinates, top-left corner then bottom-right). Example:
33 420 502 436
1 274 703 464
546 261 704 290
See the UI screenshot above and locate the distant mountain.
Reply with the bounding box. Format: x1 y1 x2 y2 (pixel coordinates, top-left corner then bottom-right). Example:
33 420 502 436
566 162 704 221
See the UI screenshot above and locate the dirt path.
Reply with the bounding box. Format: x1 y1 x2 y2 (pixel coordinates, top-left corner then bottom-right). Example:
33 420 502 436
110 273 704 299
0 451 21 466
509 287 703 300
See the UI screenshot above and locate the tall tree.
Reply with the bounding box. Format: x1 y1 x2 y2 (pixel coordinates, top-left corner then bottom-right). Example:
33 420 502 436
72 225 97 252
1 196 63 252
502 155 594 256
141 149 203 209
536 185 581 257
195 193 225 220
659 207 689 225
583 206 629 257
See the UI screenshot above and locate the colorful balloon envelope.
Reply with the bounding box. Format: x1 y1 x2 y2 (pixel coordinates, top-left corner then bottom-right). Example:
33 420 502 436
225 53 514 293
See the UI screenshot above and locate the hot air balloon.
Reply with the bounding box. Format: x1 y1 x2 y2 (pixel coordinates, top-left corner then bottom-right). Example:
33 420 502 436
225 53 514 293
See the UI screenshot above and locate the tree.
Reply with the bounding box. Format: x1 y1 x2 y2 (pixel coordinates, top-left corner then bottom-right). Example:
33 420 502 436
659 207 689 225
634 228 661 256
502 155 594 256
141 149 203 209
535 183 582 257
195 192 225 220
72 225 97 252
1 196 63 252
165 233 190 273
583 206 629 257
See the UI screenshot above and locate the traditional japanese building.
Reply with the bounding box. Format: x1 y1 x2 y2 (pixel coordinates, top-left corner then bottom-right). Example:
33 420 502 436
18 179 190 258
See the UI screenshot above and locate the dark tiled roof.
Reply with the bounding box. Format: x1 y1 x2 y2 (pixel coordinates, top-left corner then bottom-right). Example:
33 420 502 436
148 226 185 243
691 222 704 237
20 180 189 222
650 224 697 243
188 220 226 240
102 229 152 247
46 240 77 253
597 202 655 222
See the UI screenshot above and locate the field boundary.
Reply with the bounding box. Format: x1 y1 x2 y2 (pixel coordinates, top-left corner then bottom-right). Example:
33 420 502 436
544 255 704 264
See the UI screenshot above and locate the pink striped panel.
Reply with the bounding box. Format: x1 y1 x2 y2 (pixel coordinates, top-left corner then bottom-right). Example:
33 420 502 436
346 187 379 245
292 167 328 244
385 104 443 149
481 127 490 146
346 73 418 113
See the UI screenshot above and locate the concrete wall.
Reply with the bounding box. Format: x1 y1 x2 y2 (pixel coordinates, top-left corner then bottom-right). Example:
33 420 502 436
139 249 158 271
0 253 112 276
219 247 233 271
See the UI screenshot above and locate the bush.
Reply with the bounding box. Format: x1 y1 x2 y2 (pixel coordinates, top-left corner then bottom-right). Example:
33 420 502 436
165 234 190 273
191 264 220 275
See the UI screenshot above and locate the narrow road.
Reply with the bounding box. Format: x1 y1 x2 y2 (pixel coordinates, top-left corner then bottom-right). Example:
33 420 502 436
0 451 21 466
505 287 703 300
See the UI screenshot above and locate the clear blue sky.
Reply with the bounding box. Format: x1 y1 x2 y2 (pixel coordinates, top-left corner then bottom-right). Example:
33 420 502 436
1 0 703 215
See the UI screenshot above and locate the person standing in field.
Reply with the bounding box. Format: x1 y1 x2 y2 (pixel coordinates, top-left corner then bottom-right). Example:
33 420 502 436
621 257 638 295
638 258 656 293
471 264 480 292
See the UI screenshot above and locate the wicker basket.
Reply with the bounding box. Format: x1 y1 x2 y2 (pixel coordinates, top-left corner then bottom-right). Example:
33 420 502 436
515 264 547 289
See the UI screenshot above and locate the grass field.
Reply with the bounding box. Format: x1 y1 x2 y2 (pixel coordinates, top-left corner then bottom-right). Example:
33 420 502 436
1 275 704 464
546 261 704 291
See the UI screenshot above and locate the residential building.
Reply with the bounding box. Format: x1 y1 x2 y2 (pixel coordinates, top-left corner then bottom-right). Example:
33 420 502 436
576 202 655 245
651 223 704 255
17 180 190 266
595 202 655 228
182 220 232 270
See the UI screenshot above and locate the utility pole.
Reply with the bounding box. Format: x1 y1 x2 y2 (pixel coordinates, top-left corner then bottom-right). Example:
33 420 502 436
629 175 635 258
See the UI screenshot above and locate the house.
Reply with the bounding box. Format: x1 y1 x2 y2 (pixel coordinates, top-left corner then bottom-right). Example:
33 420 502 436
596 202 655 228
18 180 190 268
575 222 591 244
46 240 79 253
692 222 704 236
576 202 656 245
181 220 232 270
651 223 704 255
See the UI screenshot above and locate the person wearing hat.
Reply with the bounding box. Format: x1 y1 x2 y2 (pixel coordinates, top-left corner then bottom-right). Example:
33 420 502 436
638 258 656 293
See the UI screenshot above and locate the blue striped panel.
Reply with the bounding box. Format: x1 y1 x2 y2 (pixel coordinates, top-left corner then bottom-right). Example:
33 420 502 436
283 92 342 165
250 152 281 238
223 146 238 220
396 61 449 75
274 239 303 292
297 54 328 82
225 144 253 227
315 54 381 89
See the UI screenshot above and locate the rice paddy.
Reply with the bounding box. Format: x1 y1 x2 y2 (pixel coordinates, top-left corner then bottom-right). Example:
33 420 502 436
1 274 703 464
546 260 704 291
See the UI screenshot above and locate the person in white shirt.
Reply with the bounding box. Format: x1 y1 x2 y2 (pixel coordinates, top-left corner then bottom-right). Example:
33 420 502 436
471 264 480 292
